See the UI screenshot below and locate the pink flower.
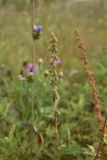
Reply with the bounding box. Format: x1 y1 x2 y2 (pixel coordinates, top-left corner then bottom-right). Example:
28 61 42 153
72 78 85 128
25 64 39 73
50 57 61 64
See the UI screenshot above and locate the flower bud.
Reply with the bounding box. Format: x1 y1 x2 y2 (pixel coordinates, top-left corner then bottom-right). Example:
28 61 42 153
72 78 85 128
58 72 64 78
18 74 25 81
44 70 49 77
38 58 43 64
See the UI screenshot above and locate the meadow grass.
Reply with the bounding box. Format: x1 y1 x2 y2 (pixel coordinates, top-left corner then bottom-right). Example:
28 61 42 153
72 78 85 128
0 0 107 160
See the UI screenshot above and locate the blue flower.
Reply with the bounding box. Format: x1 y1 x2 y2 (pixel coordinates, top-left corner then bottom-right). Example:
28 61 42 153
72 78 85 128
33 25 42 33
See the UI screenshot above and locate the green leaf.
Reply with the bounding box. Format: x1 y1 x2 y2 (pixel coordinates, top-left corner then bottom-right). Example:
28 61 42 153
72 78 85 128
8 124 16 142
62 145 82 156
103 135 107 144
87 145 95 154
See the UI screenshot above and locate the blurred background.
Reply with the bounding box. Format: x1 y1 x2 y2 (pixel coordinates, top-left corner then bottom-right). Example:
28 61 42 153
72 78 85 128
0 0 107 70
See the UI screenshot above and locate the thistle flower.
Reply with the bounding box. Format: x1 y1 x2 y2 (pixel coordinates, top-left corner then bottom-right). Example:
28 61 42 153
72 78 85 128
25 64 39 73
32 25 42 40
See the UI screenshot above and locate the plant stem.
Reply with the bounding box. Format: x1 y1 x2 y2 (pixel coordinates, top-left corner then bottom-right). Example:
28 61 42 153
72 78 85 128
31 0 35 126
95 114 107 160
31 0 34 30
31 0 35 155
55 111 61 160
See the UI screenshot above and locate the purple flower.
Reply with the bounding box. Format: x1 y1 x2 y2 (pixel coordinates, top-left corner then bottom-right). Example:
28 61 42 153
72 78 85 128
50 57 61 64
55 58 61 64
33 25 42 33
25 64 39 73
